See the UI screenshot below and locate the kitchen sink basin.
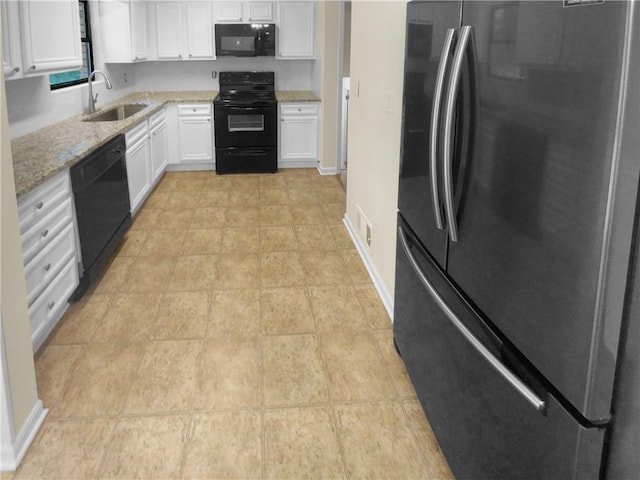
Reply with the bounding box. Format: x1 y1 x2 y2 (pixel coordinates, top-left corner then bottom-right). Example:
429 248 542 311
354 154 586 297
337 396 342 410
83 103 148 122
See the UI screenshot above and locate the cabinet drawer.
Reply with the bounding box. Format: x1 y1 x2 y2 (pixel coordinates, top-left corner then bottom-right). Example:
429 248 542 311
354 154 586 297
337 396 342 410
21 196 74 264
125 121 149 147
18 170 71 234
178 104 212 116
24 222 76 306
280 103 319 116
28 258 78 349
149 108 166 129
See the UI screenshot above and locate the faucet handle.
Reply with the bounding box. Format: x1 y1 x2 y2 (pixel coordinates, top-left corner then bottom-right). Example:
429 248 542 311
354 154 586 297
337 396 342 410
93 92 99 104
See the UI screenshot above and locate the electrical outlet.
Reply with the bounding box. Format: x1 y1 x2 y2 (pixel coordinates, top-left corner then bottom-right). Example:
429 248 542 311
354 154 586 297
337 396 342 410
211 71 217 78
357 205 373 254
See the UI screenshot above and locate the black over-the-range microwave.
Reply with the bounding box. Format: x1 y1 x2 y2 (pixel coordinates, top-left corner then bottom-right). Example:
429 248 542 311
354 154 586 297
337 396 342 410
215 23 276 57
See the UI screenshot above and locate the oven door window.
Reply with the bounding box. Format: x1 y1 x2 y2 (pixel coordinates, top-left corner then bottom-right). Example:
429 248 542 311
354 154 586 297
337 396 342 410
228 114 265 132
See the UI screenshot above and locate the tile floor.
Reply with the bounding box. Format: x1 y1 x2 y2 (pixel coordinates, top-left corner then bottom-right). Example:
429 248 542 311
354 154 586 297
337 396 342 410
7 169 453 480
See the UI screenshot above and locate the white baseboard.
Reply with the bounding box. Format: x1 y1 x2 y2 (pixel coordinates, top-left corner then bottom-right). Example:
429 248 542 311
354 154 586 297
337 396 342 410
1 401 47 472
343 214 394 322
317 164 338 176
165 163 215 172
278 160 317 169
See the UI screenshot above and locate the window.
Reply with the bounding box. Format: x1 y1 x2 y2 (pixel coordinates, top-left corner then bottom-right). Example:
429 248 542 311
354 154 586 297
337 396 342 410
50 0 94 90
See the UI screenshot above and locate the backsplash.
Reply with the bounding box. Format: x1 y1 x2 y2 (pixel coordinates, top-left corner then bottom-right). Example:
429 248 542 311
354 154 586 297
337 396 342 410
133 58 314 91
6 63 135 139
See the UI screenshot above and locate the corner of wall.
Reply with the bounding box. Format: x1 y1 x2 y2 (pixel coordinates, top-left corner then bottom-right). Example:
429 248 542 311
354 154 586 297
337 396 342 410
1 37 43 472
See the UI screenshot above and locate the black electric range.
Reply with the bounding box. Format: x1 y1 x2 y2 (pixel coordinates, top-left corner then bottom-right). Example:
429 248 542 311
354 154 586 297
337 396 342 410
214 71 277 174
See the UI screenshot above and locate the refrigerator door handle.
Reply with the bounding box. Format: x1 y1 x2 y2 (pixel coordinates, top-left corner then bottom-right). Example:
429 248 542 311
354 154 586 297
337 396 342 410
442 25 472 242
398 226 548 413
429 28 456 230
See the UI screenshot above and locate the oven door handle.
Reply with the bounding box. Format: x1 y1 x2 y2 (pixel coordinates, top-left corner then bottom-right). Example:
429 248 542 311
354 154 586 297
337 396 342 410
226 106 271 112
222 148 273 157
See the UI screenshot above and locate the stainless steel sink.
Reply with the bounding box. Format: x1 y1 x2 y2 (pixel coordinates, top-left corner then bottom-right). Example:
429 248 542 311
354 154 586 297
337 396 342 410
83 103 148 122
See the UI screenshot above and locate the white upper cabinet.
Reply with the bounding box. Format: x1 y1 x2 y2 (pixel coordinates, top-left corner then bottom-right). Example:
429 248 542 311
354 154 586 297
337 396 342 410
2 0 22 78
99 0 148 63
276 1 315 59
18 0 83 75
216 2 273 23
186 2 215 59
156 2 183 59
130 1 149 61
245 2 273 22
154 2 215 60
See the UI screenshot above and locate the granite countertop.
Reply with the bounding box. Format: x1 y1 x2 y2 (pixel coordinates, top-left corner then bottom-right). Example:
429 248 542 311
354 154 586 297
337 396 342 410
11 91 217 198
12 89 319 197
275 91 321 103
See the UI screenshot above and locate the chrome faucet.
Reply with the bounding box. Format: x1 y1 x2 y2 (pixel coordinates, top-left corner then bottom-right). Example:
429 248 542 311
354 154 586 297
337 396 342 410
87 70 113 113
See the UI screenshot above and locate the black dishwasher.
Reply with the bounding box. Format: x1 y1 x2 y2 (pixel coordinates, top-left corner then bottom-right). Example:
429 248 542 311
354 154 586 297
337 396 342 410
70 134 131 300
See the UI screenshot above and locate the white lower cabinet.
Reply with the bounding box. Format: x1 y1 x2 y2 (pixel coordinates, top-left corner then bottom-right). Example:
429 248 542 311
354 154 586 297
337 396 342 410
125 121 152 216
279 102 319 167
149 110 168 184
176 103 214 167
17 170 79 352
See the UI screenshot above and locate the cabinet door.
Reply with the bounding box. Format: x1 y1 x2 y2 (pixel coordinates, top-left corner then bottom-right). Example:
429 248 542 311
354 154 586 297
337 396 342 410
187 2 214 59
131 0 148 61
156 2 183 60
19 0 82 74
216 2 243 22
277 1 315 59
178 116 213 163
126 138 152 215
280 115 318 161
246 2 273 22
2 0 21 78
150 122 168 183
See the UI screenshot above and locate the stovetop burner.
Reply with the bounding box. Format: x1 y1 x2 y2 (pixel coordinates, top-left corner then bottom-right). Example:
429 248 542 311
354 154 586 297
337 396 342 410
215 71 276 106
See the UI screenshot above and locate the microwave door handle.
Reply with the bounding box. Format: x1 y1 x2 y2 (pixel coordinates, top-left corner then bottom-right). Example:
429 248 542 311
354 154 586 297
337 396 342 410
255 32 262 54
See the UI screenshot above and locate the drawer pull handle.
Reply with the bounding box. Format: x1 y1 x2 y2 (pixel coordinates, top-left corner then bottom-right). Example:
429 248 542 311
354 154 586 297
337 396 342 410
35 201 44 209
41 230 49 238
29 65 36 71
44 263 52 272
47 301 55 310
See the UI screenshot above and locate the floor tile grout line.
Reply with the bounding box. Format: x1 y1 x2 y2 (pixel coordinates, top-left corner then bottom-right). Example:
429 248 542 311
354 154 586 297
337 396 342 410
314 323 351 480
399 398 439 480
258 224 267 480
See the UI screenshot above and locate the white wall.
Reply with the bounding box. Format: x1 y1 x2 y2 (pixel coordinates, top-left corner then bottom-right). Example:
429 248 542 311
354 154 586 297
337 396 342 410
1 32 47 471
314 0 340 173
345 0 407 303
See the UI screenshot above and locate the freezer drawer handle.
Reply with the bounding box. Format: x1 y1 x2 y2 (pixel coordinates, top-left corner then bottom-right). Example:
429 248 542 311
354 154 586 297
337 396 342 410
442 25 472 242
429 28 456 231
398 227 547 413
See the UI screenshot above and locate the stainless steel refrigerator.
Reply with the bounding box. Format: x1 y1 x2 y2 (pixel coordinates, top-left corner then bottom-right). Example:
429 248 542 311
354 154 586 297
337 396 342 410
393 1 639 479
